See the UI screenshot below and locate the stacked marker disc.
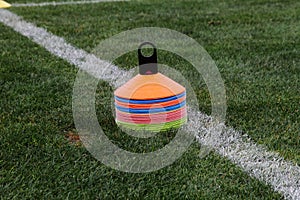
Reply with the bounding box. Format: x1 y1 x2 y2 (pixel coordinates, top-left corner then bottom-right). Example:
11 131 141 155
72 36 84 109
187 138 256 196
114 42 187 132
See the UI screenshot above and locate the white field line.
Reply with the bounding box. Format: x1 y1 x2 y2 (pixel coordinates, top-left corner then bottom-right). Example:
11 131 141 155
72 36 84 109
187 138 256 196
0 9 299 200
12 0 129 7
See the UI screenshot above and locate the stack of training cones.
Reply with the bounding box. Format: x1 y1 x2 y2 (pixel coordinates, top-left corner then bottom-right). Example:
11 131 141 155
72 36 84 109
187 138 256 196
114 42 187 132
0 0 11 8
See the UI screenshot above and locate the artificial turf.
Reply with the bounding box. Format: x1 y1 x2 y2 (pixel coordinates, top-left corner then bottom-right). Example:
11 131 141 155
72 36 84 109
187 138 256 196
1 0 299 199
10 0 299 164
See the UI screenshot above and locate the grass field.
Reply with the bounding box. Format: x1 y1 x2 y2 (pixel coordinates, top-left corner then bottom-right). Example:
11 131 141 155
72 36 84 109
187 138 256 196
1 0 299 199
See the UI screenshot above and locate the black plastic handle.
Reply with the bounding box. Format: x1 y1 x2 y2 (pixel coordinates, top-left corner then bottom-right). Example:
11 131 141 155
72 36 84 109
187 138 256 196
138 42 158 75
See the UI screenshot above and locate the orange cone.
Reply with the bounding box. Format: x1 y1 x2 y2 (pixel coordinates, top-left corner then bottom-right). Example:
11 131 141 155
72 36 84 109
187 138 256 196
0 0 11 8
114 42 187 132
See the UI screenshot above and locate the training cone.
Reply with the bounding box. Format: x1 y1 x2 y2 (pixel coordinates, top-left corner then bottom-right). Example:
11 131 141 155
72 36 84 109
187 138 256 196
0 0 11 8
114 42 187 132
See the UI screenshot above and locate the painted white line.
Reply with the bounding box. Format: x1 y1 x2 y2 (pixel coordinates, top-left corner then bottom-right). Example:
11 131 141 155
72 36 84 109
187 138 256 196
0 9 132 87
12 0 129 7
0 9 299 200
188 111 300 200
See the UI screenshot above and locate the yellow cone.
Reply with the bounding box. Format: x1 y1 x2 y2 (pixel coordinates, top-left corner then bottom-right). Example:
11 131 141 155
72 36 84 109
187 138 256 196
0 0 11 8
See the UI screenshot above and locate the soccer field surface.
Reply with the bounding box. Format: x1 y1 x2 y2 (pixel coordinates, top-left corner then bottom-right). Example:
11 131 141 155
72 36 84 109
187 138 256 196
0 0 299 199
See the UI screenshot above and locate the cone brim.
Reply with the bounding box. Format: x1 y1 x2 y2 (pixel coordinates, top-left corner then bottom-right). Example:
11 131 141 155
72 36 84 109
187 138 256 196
116 117 187 132
115 100 186 114
115 95 186 109
116 107 187 124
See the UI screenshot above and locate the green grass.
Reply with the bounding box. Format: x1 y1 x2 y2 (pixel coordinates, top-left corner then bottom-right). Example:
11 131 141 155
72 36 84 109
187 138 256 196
11 0 299 163
1 0 299 199
0 23 282 199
